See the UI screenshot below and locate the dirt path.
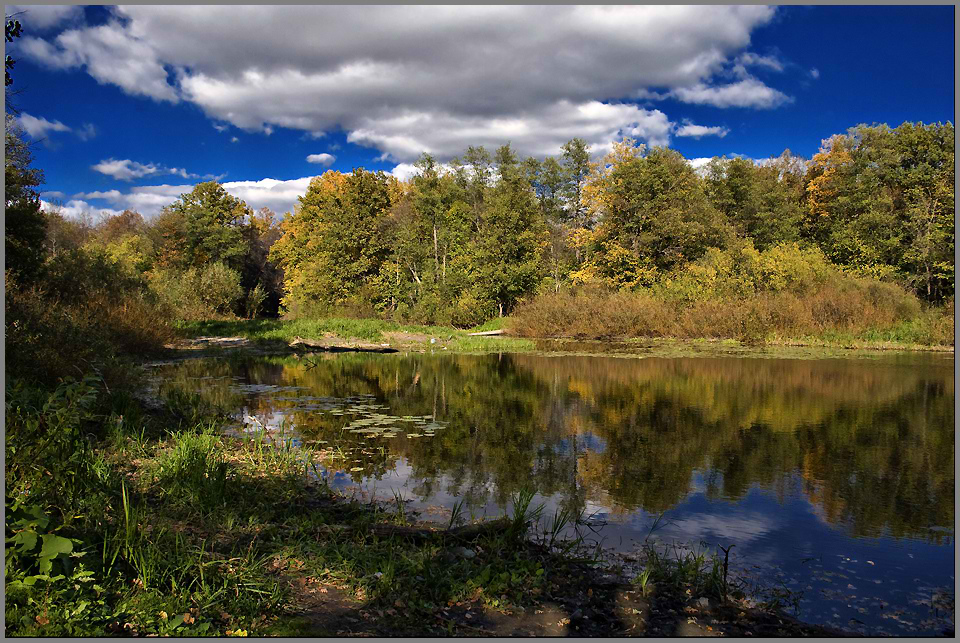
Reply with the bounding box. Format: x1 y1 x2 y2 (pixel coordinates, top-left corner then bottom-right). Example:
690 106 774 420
280 559 846 637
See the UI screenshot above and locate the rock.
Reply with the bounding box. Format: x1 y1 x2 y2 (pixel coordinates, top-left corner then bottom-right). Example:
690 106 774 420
451 546 476 559
697 597 711 609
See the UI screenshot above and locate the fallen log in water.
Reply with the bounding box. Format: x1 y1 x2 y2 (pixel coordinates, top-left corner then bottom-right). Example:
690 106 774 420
466 329 505 336
288 336 398 354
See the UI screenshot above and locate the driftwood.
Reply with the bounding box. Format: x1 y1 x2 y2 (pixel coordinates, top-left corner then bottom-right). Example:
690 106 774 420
289 336 398 354
466 329 505 336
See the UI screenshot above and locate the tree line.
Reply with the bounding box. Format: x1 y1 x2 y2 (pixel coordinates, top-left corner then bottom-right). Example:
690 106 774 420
6 119 955 331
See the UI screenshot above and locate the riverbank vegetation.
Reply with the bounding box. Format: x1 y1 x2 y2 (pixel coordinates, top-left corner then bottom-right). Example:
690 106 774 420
31 120 955 348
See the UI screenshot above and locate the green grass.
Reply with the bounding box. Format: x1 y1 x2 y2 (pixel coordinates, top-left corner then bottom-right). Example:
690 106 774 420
175 317 536 353
5 376 591 636
176 312 952 358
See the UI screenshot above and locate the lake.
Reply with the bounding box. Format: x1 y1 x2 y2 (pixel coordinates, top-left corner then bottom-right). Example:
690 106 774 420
150 348 955 636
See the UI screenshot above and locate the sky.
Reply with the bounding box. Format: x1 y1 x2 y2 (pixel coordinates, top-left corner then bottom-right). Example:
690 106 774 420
6 5 955 220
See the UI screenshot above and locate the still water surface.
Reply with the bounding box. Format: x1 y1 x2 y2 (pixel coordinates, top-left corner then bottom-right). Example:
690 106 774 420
153 349 955 635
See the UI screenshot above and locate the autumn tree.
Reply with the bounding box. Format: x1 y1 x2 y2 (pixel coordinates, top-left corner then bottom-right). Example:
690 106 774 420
801 122 954 301
270 169 393 312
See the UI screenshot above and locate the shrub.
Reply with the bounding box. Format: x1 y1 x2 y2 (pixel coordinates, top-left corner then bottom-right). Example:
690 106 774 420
511 260 938 346
149 262 243 320
6 248 174 385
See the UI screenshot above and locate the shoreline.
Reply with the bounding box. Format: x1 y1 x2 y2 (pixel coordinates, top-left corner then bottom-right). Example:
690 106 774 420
165 318 954 362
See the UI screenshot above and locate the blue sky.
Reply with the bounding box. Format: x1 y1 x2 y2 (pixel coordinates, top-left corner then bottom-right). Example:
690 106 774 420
7 5 954 219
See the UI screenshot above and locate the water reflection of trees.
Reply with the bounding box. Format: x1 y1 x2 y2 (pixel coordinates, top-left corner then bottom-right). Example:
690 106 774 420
159 353 954 542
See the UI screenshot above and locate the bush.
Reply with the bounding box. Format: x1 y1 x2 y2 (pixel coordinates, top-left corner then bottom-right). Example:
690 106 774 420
149 262 243 320
6 249 174 385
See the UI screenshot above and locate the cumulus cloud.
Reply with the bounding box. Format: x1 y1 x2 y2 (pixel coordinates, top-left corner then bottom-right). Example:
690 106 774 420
350 101 672 162
387 163 420 182
41 199 122 220
15 6 789 161
7 5 84 30
73 177 316 217
17 112 71 138
40 190 67 199
306 153 336 166
213 123 229 132
670 77 792 109
221 177 314 214
675 121 730 139
687 156 713 175
18 22 179 102
388 161 457 182
91 158 162 180
90 158 202 181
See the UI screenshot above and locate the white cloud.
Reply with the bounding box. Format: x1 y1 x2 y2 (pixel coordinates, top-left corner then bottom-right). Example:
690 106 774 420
7 5 84 30
388 163 420 182
230 136 239 143
675 122 730 139
221 177 314 214
349 101 673 162
735 52 784 72
15 6 787 161
75 176 316 217
670 77 792 109
41 199 122 220
16 112 71 138
40 190 67 199
306 153 336 166
91 158 162 181
90 158 203 181
18 22 179 102
809 68 820 79
388 161 457 182
76 122 97 141
213 123 229 132
687 157 715 170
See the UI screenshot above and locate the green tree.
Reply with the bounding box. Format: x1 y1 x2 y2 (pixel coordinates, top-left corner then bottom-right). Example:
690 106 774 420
704 152 805 250
595 145 732 276
801 122 955 301
5 115 47 282
469 144 547 317
167 181 251 272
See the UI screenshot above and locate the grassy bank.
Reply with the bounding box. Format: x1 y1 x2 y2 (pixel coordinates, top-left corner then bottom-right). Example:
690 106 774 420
6 375 839 637
175 309 953 359
174 316 534 354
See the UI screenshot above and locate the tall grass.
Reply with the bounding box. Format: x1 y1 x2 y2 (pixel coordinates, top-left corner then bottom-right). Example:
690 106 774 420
154 428 230 511
511 282 952 347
